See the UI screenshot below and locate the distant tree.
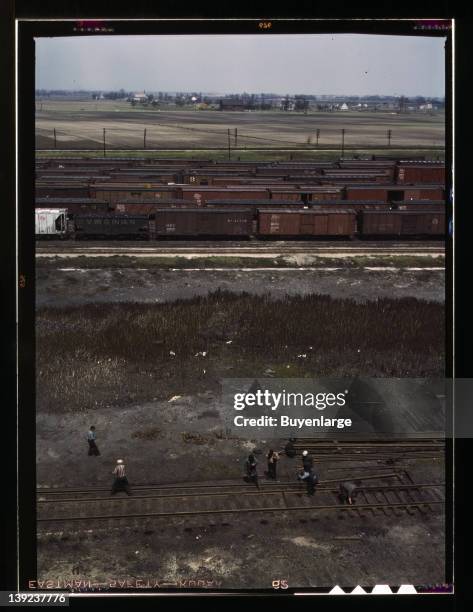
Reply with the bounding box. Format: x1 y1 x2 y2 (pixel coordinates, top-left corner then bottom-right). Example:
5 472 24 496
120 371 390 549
294 96 309 111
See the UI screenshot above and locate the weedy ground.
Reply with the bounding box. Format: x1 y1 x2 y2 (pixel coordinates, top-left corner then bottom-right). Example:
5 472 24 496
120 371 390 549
36 290 444 413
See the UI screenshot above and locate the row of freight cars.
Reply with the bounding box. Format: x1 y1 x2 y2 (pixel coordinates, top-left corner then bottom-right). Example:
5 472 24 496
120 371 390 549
35 207 445 239
36 158 446 185
36 183 445 203
35 197 445 215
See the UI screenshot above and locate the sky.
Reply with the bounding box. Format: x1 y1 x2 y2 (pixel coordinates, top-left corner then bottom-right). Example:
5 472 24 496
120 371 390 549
35 34 446 97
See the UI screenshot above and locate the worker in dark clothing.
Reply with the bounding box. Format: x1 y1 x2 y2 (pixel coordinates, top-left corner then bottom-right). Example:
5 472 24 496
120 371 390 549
302 450 313 471
339 481 360 505
245 454 259 489
111 459 132 495
306 468 318 496
266 449 279 480
87 426 100 456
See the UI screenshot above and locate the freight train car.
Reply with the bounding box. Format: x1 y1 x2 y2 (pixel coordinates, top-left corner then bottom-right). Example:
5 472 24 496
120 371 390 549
150 208 254 238
345 185 445 202
359 210 445 237
258 209 357 237
72 214 150 239
396 163 445 184
35 208 69 238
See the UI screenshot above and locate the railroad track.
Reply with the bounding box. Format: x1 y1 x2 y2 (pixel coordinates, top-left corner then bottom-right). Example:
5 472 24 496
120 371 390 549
289 438 445 462
37 471 444 532
35 241 444 255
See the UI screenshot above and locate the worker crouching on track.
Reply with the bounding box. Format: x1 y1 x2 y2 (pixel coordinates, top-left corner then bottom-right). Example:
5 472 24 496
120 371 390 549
339 481 360 505
245 454 259 489
111 459 132 496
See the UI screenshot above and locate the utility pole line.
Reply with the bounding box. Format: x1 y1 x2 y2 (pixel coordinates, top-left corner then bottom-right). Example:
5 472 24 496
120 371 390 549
103 128 106 157
387 129 392 147
316 129 320 147
53 128 57 149
144 128 147 149
341 128 345 158
227 128 231 160
234 128 238 148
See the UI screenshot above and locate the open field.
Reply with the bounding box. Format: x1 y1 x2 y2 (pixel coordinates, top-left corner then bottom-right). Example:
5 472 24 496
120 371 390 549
36 100 445 152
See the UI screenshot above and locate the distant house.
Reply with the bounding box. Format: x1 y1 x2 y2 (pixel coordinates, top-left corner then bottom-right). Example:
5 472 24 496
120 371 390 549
132 92 148 102
340 103 349 111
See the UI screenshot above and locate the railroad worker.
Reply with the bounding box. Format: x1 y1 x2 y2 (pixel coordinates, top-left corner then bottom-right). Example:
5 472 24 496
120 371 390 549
306 468 319 496
339 481 360 505
266 449 279 480
302 450 314 472
87 426 100 456
245 454 259 489
111 459 132 496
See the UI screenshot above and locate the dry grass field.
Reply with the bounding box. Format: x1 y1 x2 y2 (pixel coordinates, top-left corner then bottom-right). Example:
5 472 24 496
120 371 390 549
35 100 445 151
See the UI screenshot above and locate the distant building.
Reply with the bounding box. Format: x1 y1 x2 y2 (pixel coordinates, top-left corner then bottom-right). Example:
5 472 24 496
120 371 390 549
340 103 349 111
132 92 148 102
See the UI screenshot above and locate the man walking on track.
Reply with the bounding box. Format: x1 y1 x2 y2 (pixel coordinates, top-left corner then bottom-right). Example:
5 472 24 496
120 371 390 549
111 459 132 495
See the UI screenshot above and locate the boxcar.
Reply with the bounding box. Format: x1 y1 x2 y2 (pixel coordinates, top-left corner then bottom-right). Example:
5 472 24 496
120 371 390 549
35 208 68 238
150 208 254 237
257 209 357 237
180 186 270 203
396 164 445 184
72 214 150 239
359 210 445 237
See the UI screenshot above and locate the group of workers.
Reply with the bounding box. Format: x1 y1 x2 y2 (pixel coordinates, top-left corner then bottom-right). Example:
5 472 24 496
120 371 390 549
88 425 358 503
245 448 319 495
245 449 359 503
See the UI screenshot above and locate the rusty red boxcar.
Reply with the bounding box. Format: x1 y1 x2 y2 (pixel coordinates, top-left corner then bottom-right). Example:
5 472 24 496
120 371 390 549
258 209 357 237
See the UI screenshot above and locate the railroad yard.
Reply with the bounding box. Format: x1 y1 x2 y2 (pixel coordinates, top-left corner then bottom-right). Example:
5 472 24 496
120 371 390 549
35 152 447 589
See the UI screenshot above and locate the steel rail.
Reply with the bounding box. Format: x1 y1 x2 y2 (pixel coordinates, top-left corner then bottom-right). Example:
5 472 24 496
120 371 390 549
37 482 444 504
36 472 401 496
37 500 445 523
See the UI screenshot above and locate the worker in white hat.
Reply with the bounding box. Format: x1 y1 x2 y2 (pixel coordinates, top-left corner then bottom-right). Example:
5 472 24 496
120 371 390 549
111 459 132 496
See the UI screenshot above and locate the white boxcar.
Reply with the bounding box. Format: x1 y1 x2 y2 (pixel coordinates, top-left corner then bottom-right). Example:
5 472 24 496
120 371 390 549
35 208 68 237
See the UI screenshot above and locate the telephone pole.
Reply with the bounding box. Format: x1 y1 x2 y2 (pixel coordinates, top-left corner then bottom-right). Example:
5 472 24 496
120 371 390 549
387 129 392 147
234 128 238 148
103 128 106 157
227 128 231 160
144 128 147 149
53 128 57 149
316 129 320 147
341 128 345 158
